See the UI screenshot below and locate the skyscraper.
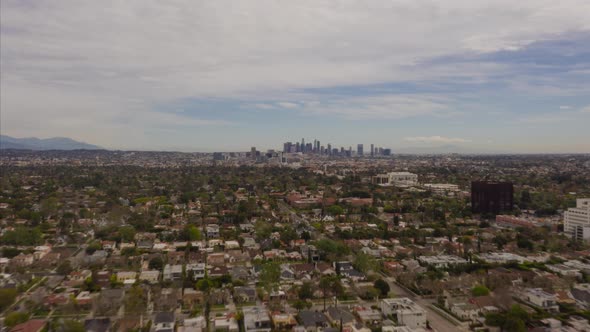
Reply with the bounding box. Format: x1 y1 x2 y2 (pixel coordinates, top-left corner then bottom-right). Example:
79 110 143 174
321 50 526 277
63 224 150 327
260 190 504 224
370 144 374 157
471 181 514 214
357 144 363 156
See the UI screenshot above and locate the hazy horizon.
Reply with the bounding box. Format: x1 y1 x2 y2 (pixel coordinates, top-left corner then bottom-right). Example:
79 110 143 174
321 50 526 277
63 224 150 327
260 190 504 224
1 1 589 153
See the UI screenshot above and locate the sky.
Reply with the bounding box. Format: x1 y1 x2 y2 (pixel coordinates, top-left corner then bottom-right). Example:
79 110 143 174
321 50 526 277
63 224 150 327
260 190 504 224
1 0 590 153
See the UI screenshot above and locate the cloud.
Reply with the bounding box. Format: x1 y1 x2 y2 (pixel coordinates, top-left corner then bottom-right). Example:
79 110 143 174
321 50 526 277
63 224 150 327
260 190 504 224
404 136 471 144
560 105 571 109
294 94 450 120
1 0 590 148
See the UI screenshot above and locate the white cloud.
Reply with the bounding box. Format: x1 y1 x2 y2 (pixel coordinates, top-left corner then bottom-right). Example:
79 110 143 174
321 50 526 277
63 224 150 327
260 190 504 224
295 94 450 120
559 105 571 109
404 136 471 144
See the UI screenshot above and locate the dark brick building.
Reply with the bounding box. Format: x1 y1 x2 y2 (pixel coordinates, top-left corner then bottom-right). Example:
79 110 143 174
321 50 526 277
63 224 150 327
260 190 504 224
471 181 513 214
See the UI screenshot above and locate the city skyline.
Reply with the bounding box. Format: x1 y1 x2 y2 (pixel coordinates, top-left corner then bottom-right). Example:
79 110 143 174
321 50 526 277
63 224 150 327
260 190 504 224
1 1 590 153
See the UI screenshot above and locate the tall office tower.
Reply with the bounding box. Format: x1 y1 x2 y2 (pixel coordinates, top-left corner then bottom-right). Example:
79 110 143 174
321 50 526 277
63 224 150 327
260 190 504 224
283 142 292 153
370 144 374 157
383 148 390 156
471 181 514 214
564 199 590 241
348 146 352 157
357 144 363 156
340 147 345 155
307 143 312 153
251 147 257 160
295 142 300 152
316 140 321 153
320 146 324 155
301 138 305 152
327 143 332 155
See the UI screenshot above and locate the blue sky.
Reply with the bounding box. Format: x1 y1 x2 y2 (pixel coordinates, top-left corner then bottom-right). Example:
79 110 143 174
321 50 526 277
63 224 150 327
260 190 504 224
1 1 589 152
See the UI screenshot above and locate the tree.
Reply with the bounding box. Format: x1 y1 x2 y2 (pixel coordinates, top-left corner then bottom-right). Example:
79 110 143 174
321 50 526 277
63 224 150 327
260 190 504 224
374 279 390 297
353 252 378 273
472 285 490 297
298 282 314 300
0 288 17 311
259 262 280 293
125 285 147 315
149 256 164 270
61 320 85 332
326 205 344 216
4 312 29 328
119 225 136 242
187 225 202 241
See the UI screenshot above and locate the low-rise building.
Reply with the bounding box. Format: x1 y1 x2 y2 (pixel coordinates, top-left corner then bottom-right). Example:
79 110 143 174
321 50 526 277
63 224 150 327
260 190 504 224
381 298 427 330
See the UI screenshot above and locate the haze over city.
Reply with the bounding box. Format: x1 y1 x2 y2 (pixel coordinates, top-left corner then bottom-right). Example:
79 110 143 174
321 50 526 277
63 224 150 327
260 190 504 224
1 1 589 153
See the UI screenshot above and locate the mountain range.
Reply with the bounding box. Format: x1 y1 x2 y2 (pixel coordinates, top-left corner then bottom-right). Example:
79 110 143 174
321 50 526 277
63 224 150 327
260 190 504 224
0 135 102 150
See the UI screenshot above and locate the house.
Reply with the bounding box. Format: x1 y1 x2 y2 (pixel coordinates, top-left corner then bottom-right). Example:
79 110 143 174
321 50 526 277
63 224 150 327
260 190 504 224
520 288 559 313
116 271 137 285
181 317 206 332
354 307 382 326
186 263 206 280
207 253 226 266
234 286 257 303
450 302 479 321
326 307 356 327
381 298 427 330
243 306 272 332
214 313 239 332
183 288 204 307
271 312 298 330
154 312 176 332
298 311 329 332
206 224 220 238
163 264 183 281
139 270 160 283
571 283 590 307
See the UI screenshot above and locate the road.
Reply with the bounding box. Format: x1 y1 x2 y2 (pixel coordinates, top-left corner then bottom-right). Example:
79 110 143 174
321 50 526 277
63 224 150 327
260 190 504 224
384 277 470 332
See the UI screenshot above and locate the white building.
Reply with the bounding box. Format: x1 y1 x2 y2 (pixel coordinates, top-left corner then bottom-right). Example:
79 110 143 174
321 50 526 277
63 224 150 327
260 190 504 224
163 264 183 281
373 172 418 187
564 199 590 241
423 183 459 196
417 255 467 268
521 288 559 313
381 298 427 329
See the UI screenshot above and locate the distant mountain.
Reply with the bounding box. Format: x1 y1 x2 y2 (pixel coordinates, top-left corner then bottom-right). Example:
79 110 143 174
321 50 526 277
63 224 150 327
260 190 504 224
394 145 502 155
0 135 102 150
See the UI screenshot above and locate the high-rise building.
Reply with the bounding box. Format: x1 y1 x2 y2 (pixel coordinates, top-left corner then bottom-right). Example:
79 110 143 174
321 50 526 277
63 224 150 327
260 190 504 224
564 199 590 241
250 147 257 160
357 144 363 156
471 181 514 214
383 148 391 156
327 143 332 155
370 144 374 157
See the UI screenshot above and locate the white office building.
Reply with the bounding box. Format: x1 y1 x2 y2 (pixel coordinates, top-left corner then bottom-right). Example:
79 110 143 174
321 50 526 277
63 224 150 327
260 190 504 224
373 172 418 187
564 199 590 241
